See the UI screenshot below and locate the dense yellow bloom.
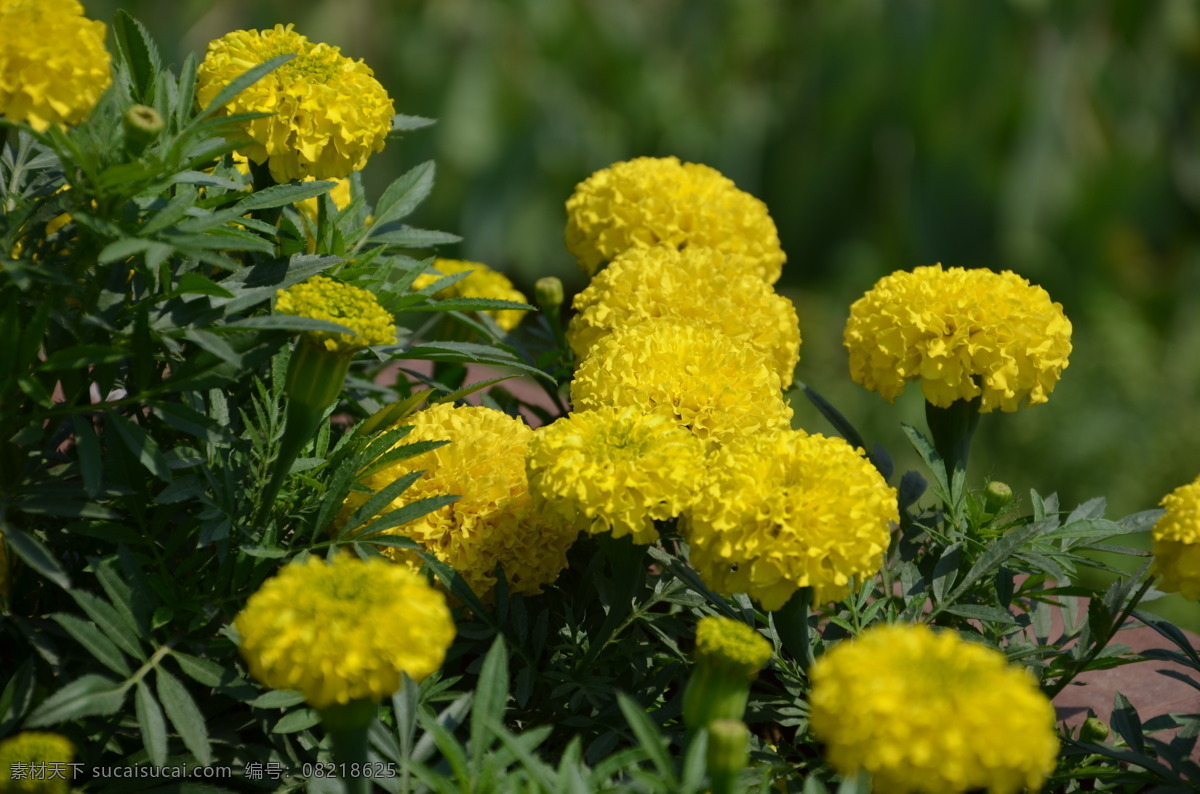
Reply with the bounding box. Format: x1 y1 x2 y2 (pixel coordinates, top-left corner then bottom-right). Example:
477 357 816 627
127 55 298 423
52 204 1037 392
345 404 578 599
0 731 75 794
844 264 1073 412
570 320 792 447
234 555 453 708
810 624 1058 794
1151 474 1200 600
527 407 704 544
565 156 786 283
685 431 897 609
694 617 773 679
412 259 529 332
0 0 111 132
567 246 801 385
274 275 395 353
196 25 394 182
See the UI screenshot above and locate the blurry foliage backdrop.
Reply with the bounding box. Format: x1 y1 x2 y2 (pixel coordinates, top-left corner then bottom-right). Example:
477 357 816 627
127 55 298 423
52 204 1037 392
88 0 1200 518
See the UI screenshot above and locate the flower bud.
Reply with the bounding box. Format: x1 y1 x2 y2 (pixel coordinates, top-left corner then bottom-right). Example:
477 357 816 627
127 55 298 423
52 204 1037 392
1080 716 1110 743
123 104 163 155
984 480 1014 514
682 617 772 733
535 277 564 315
705 719 750 794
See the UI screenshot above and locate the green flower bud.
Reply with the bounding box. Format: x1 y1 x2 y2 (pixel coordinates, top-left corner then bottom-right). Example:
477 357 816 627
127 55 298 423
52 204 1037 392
984 480 1014 514
1080 715 1110 743
123 104 163 155
535 277 564 314
706 719 750 794
683 617 772 733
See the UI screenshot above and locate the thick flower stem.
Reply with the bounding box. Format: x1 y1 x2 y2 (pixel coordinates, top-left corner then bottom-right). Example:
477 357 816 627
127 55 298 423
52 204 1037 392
319 699 377 794
772 587 815 673
925 396 981 481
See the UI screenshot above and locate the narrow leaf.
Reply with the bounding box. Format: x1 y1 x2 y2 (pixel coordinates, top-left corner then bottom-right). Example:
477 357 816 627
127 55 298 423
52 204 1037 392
157 667 213 764
26 675 127 726
1 523 69 589
50 614 131 676
135 681 169 766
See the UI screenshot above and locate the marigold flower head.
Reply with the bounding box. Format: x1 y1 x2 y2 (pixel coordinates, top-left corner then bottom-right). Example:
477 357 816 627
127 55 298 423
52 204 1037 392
570 319 792 447
412 259 529 332
274 275 395 353
527 407 705 544
344 404 578 599
844 264 1072 412
0 731 75 794
565 156 785 283
567 246 801 385
1151 474 1200 600
234 555 452 708
809 623 1058 794
196 24 394 182
0 0 112 132
684 430 897 609
694 616 773 679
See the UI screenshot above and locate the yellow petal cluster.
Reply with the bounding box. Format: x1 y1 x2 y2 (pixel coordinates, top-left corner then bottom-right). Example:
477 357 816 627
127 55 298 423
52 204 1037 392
570 320 792 447
346 403 578 599
694 616 773 679
0 0 111 132
274 275 395 353
234 555 454 708
195 24 394 182
1151 474 1200 600
527 406 705 544
412 259 529 332
567 246 801 385
0 731 75 794
685 431 897 609
809 623 1058 794
844 264 1072 412
565 156 785 283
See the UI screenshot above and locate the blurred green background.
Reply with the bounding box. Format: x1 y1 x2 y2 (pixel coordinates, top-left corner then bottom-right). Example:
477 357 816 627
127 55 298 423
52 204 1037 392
89 0 1200 521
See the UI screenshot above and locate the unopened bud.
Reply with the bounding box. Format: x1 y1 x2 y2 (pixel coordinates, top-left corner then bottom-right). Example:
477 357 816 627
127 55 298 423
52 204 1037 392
1080 716 1110 743
984 481 1013 514
124 105 163 155
534 277 564 314
706 719 750 794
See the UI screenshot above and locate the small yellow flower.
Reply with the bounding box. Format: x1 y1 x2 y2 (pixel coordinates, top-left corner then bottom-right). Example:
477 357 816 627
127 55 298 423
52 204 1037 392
413 259 529 332
274 275 395 354
844 264 1073 412
684 430 897 609
565 156 786 283
196 24 394 182
234 555 454 708
0 731 75 794
0 0 112 132
693 616 773 679
527 406 705 544
809 623 1058 794
1151 474 1200 600
344 404 578 599
570 319 792 447
567 246 801 385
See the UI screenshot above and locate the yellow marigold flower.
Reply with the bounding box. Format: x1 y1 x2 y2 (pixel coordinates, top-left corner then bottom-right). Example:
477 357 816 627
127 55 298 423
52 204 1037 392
1151 474 1200 600
684 431 897 609
234 555 454 709
0 0 111 132
694 616 772 679
809 623 1058 794
0 731 75 794
565 156 786 283
567 246 801 385
526 406 705 544
345 403 578 599
274 275 395 353
844 264 1073 412
195 24 394 182
412 259 529 332
570 319 792 447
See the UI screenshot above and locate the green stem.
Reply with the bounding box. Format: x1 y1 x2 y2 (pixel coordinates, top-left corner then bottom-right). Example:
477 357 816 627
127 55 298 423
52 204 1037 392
924 396 981 480
319 699 377 794
772 587 815 673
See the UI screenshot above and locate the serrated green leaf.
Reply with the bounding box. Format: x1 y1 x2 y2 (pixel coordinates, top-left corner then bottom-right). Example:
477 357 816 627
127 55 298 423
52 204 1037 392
98 237 173 265
0 658 36 732
26 674 128 727
936 518 1053 614
369 228 462 248
234 180 335 213
392 114 436 131
342 470 425 533
250 690 306 709
176 272 235 298
221 315 356 335
135 681 169 766
273 708 322 734
157 666 212 764
616 693 676 788
371 162 435 229
471 637 509 770
72 589 144 660
941 604 1018 625
112 10 161 103
50 613 131 676
931 542 963 605
1 522 69 589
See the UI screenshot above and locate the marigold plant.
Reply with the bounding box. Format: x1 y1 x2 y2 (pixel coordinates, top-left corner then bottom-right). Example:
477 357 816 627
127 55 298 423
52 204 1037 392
1150 474 1200 600
0 731 74 794
274 274 396 353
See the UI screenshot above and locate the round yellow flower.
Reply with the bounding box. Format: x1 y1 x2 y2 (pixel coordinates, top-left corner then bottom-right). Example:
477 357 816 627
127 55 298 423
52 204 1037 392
567 246 801 385
345 403 578 599
196 24 394 182
0 731 75 794
1151 474 1200 600
274 275 395 353
412 259 529 332
809 623 1058 794
684 430 897 609
0 0 111 132
694 616 773 679
527 406 705 544
844 264 1073 412
234 555 454 709
565 156 786 283
570 319 792 447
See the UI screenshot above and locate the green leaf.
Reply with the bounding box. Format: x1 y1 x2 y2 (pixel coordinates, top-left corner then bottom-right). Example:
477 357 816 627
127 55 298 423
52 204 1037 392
157 666 213 764
38 344 126 371
69 415 102 498
135 681 169 766
371 162 435 229
108 412 172 482
250 690 306 709
234 180 336 213
26 675 128 727
616 693 677 789
1110 692 1145 754
800 381 867 452
0 658 36 732
936 518 1054 616
931 542 963 605
272 708 322 734
176 272 235 298
112 10 161 103
901 423 950 499
471 637 509 770
50 613 132 676
392 114 436 131
97 237 173 265
72 589 145 660
941 604 1018 625
348 496 460 543
193 54 294 123
404 297 535 314
221 315 356 336
1 522 70 589
369 228 462 248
